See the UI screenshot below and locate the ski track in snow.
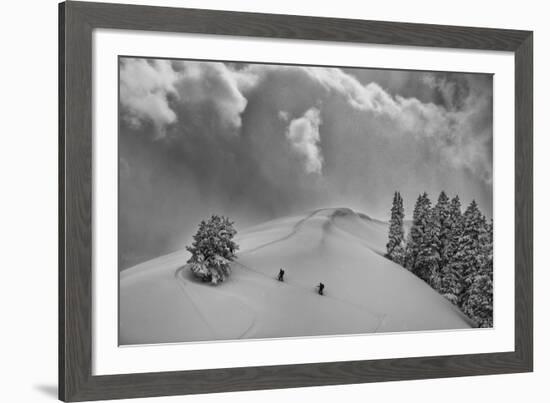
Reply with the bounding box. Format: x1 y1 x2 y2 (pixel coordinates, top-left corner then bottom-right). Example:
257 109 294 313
174 266 259 339
233 260 387 332
173 268 218 338
173 257 386 339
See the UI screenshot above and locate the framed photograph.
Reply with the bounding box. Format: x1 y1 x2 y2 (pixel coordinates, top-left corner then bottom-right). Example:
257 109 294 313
59 1 532 401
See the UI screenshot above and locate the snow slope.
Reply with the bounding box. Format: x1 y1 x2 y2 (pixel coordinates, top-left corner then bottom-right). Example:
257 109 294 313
120 208 472 345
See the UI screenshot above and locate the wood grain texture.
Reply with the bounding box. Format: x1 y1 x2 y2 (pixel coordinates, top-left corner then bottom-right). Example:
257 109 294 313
514 33 533 368
58 3 65 400
71 1 529 51
59 1 533 401
60 2 94 400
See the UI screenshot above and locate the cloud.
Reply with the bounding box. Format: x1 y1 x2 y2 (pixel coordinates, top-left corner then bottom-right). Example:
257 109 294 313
120 60 490 181
278 110 290 122
120 59 252 138
285 108 324 175
240 64 492 183
422 72 471 111
172 61 249 130
120 59 179 138
120 60 491 182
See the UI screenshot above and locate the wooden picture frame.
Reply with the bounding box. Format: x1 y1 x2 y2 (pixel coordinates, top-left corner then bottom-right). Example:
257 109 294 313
59 1 533 401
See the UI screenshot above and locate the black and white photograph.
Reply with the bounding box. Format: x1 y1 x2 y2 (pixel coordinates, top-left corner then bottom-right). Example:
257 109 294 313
118 57 494 345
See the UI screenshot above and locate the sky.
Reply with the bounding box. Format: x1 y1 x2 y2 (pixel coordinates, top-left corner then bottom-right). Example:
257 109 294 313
118 57 493 268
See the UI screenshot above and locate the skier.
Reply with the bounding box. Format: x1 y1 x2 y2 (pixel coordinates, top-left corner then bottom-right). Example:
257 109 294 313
317 282 325 295
277 268 285 282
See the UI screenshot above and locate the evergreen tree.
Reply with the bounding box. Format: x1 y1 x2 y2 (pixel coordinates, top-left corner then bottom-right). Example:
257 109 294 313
438 195 464 305
448 195 464 252
446 200 485 308
463 217 493 327
385 191 405 265
434 192 452 265
397 191 493 326
186 215 239 284
428 191 452 289
416 206 440 285
405 192 432 281
460 200 486 300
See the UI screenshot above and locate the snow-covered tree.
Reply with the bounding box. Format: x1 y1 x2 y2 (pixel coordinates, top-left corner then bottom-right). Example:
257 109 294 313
447 195 464 256
444 199 488 311
405 193 426 271
424 191 452 291
459 201 486 301
462 217 493 327
186 215 239 284
433 192 452 266
416 207 440 285
385 191 405 265
463 272 493 327
438 195 464 305
405 192 432 281
393 192 493 325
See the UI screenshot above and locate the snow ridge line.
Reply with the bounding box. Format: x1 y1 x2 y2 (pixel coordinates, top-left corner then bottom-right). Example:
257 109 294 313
243 209 324 254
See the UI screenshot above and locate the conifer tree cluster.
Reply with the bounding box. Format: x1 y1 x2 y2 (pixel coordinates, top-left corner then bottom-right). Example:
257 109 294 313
385 191 493 327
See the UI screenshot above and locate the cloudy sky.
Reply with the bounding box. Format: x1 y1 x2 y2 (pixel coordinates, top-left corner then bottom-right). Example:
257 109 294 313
118 57 493 268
